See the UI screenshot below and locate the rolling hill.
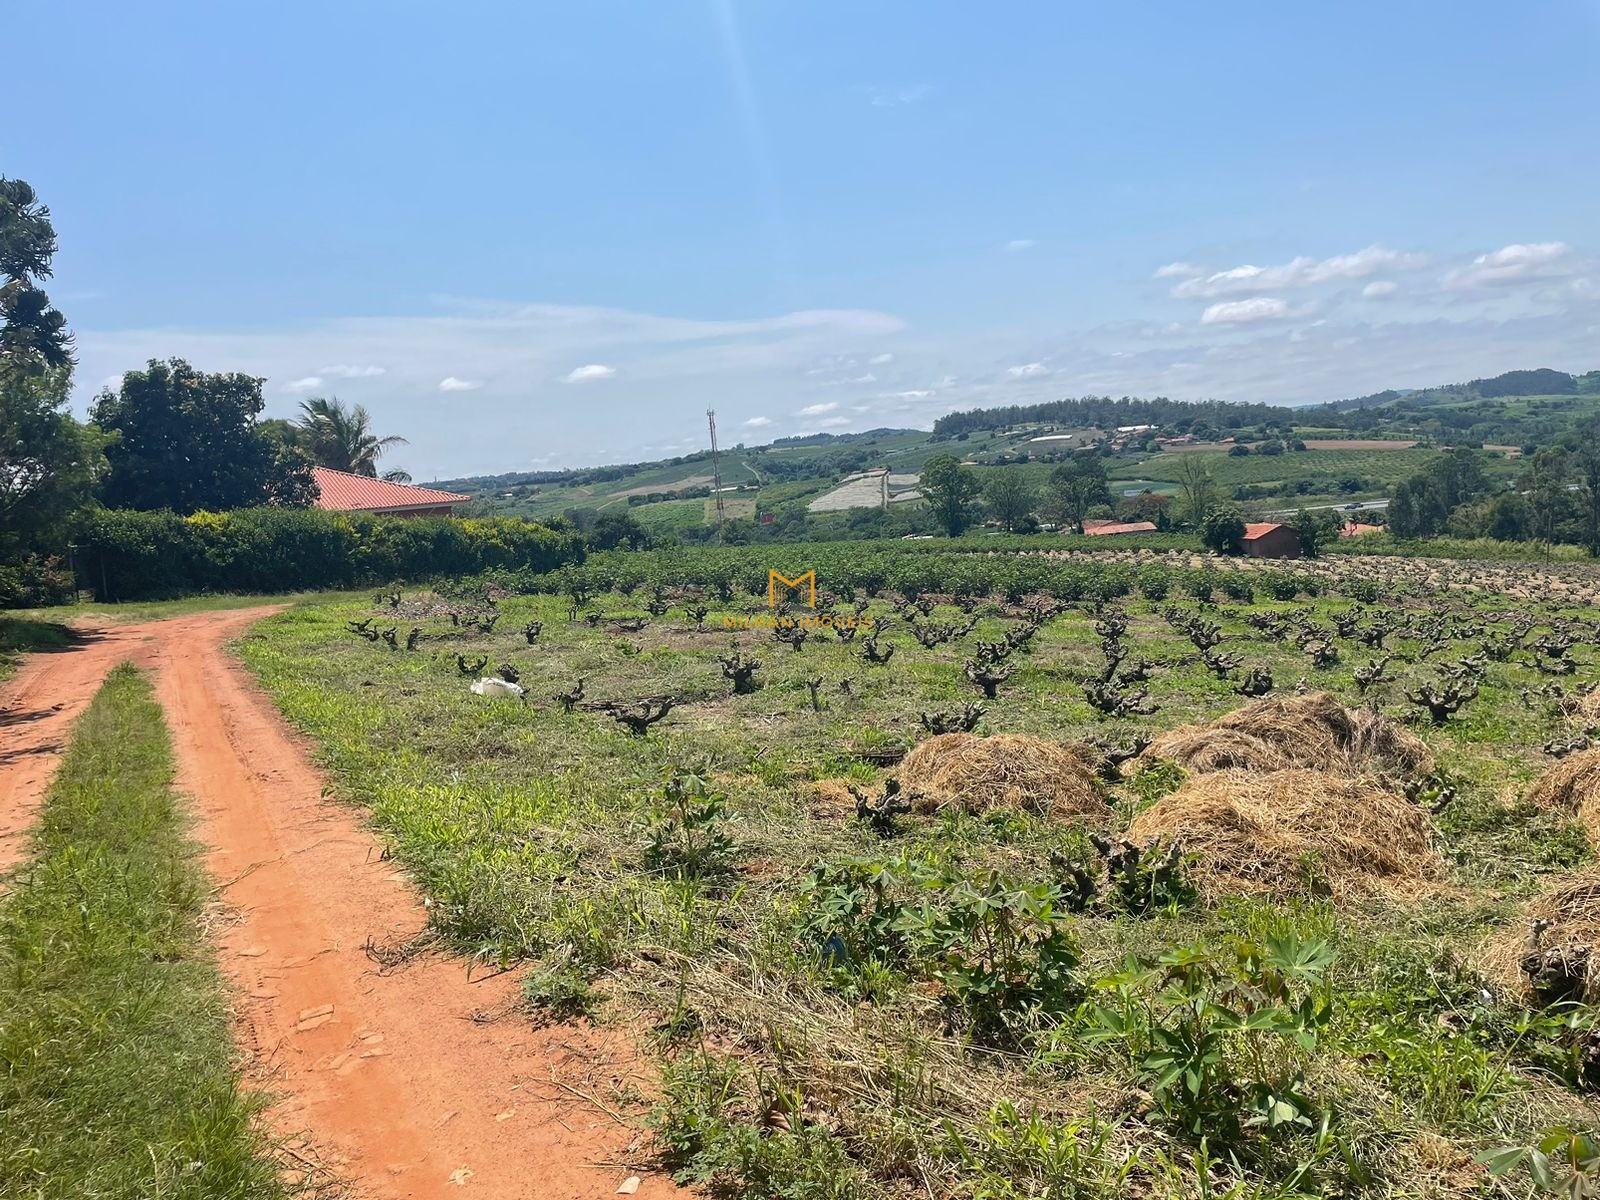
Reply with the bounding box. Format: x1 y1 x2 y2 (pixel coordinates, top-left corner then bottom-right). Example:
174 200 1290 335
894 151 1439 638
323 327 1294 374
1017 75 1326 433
437 367 1598 535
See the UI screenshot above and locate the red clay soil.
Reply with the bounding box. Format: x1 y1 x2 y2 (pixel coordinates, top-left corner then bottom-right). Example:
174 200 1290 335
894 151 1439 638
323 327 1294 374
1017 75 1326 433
0 608 677 1199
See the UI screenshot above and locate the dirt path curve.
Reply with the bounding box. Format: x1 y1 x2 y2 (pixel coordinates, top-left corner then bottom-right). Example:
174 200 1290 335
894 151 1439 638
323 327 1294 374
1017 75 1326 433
1 608 675 1199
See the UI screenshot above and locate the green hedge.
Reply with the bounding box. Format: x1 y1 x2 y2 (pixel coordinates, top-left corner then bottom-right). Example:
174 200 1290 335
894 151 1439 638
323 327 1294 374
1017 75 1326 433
72 508 585 602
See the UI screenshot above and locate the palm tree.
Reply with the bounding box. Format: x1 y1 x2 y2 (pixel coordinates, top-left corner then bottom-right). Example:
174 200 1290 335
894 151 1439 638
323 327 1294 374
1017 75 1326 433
295 397 407 477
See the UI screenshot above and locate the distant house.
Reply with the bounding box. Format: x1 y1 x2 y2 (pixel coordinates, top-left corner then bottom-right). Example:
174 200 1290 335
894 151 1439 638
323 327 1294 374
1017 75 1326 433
1240 522 1301 559
1081 519 1159 536
1340 522 1383 538
310 466 470 517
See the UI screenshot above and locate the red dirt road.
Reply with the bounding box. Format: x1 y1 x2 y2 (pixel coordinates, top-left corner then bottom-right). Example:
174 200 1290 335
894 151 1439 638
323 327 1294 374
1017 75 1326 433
0 608 675 1199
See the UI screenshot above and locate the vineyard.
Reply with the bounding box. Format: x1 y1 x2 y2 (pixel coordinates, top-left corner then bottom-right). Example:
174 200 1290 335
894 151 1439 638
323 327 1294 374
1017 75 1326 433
1109 446 1449 490
236 542 1600 1198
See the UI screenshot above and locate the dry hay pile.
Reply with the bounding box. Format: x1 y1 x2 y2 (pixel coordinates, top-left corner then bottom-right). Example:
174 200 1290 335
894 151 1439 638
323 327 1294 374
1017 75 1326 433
1126 768 1440 900
1525 748 1600 841
1482 869 1600 1006
811 777 860 817
897 733 1106 820
1577 689 1600 724
1146 691 1433 780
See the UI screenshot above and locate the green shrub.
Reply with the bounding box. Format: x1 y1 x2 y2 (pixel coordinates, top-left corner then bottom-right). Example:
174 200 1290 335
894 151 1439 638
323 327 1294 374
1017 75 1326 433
1136 565 1171 601
1086 930 1334 1147
802 856 1080 1043
1218 573 1255 603
0 553 76 608
1261 572 1302 601
71 508 584 601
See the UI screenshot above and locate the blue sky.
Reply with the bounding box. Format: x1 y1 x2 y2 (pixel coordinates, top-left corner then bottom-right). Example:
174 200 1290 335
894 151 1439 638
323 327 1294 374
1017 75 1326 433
12 2 1600 478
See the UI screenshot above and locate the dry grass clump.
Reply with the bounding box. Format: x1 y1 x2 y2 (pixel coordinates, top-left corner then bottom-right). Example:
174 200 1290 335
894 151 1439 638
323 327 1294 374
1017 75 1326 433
897 733 1106 820
1482 869 1600 1006
1527 749 1600 841
1146 691 1433 780
1126 768 1440 900
1577 689 1600 724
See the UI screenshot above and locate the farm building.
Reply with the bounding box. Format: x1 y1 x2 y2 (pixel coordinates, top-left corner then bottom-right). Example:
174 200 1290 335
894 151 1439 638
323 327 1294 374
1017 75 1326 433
1081 519 1159 536
310 467 470 517
1241 521 1301 559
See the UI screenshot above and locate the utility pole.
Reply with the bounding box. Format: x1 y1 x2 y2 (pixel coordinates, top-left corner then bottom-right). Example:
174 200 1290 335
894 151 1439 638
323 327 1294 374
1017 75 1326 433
707 408 727 540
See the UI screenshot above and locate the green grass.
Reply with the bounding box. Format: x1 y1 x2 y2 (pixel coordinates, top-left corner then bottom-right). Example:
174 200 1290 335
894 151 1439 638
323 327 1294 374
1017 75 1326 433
0 616 71 682
9 590 343 627
0 664 285 1200
240 572 1600 1199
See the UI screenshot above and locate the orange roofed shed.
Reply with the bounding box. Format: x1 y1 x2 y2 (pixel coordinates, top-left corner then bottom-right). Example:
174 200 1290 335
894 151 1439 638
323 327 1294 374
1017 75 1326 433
310 467 470 517
1240 521 1301 559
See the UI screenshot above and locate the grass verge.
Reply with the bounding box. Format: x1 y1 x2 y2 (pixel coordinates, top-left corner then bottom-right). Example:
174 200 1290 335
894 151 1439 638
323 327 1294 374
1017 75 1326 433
0 616 71 683
0 663 285 1199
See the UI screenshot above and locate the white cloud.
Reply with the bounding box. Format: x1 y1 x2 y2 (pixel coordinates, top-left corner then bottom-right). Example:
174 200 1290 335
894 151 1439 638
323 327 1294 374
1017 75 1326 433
283 376 323 392
869 84 931 107
1444 242 1575 289
1173 246 1423 298
564 363 617 383
319 363 386 379
438 376 481 392
868 352 895 364
71 299 912 475
744 416 772 428
1200 297 1291 325
798 401 839 416
883 389 934 399
1004 239 1037 254
1006 362 1049 379
848 373 877 384
1362 281 1399 299
1153 262 1202 279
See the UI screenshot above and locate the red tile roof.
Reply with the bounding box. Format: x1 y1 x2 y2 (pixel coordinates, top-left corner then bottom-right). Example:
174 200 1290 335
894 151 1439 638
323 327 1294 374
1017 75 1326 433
310 466 470 513
1081 519 1159 536
1242 521 1288 540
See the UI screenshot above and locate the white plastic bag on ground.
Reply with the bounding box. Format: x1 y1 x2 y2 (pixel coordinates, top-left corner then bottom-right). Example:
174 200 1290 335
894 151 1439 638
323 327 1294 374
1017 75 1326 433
470 677 524 698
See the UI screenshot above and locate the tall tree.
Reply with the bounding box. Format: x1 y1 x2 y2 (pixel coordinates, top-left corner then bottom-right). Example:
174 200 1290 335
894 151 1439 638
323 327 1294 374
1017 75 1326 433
918 454 981 537
92 359 316 513
1291 507 1339 558
0 177 105 559
1575 421 1600 557
295 396 408 477
1200 504 1247 555
1387 450 1491 538
983 468 1038 532
1040 451 1111 532
1521 446 1573 544
0 178 72 378
1172 455 1215 525
1 369 109 557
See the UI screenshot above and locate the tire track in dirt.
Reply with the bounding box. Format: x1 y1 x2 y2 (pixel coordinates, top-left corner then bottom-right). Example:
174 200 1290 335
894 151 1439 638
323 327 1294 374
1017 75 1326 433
2 609 676 1199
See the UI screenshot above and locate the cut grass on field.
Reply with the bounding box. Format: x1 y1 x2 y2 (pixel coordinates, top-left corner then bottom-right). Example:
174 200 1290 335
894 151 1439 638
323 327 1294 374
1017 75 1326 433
243 570 1600 1199
0 664 284 1200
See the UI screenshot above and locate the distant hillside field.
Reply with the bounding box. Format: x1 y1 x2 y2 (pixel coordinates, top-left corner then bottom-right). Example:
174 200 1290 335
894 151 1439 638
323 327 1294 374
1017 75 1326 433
436 366 1595 533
